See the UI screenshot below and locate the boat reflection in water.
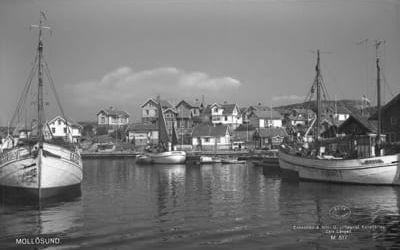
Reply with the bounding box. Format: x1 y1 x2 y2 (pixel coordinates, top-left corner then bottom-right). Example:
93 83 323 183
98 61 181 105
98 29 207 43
0 189 82 249
2 159 399 249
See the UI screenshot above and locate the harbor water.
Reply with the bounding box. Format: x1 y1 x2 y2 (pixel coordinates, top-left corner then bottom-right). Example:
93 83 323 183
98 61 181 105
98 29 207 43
1 159 400 249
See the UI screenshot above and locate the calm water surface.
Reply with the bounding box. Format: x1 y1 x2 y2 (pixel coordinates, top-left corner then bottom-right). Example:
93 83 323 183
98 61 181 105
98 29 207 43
1 159 400 249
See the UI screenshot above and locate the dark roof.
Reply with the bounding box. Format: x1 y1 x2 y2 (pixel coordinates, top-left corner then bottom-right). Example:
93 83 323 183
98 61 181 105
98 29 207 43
127 123 157 133
176 100 199 109
369 92 400 120
192 124 229 137
251 110 282 119
234 124 256 131
97 107 129 118
335 104 351 114
141 98 173 109
221 104 239 115
256 127 288 138
338 114 377 133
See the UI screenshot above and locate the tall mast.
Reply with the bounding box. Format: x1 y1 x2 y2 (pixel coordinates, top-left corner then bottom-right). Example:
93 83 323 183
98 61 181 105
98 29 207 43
31 12 51 141
315 50 321 143
375 40 384 148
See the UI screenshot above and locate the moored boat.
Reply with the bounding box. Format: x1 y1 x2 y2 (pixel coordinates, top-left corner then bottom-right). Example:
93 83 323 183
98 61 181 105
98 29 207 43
137 96 186 165
0 13 83 199
199 156 222 164
279 47 400 185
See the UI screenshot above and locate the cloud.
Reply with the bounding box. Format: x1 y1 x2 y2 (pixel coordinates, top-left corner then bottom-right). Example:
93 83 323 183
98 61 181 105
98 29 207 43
63 66 242 120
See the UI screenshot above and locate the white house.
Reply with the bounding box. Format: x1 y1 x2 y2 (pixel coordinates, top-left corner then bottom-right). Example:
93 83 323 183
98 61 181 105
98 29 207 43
192 124 231 150
47 115 82 143
210 103 243 129
248 109 283 128
97 107 129 127
333 105 351 123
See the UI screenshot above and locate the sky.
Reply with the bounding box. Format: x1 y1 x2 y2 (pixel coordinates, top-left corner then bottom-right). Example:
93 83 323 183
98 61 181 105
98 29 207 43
1 0 400 124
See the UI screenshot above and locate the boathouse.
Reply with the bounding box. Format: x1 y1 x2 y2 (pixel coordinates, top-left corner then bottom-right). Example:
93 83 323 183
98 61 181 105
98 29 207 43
253 127 288 149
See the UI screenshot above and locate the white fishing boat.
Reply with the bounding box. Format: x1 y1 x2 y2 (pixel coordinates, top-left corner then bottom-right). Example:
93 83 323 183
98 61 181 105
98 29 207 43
150 150 186 164
137 96 186 164
0 13 83 199
279 47 400 185
199 156 222 164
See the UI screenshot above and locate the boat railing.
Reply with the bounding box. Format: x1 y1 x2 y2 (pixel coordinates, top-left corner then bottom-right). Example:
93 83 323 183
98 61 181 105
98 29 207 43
69 151 81 165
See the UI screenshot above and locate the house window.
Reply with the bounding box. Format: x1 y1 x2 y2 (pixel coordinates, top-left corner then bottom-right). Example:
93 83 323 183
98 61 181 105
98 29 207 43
101 117 105 124
205 138 210 142
64 127 67 133
51 128 55 134
214 108 218 113
225 116 228 121
58 119 61 125
391 116 396 125
146 110 149 115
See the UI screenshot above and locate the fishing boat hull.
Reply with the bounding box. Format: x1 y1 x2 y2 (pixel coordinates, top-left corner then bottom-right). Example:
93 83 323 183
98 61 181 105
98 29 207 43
0 143 83 199
150 151 186 164
200 156 222 164
279 150 400 185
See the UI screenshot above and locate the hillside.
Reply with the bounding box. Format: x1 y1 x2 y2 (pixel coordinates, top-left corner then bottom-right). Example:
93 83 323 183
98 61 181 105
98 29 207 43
274 99 375 116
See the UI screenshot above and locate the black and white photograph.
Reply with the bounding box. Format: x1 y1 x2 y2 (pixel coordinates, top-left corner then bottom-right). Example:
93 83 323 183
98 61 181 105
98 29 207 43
1 0 400 249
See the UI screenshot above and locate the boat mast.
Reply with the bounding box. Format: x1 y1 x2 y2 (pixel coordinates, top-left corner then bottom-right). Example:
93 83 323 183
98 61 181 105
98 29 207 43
375 40 384 149
315 50 321 143
31 12 51 142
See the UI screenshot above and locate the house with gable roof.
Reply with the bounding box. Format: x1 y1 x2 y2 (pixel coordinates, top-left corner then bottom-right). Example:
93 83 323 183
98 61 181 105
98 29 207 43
47 115 83 143
141 98 174 124
248 109 283 128
175 100 201 144
210 103 243 129
192 124 231 151
97 106 129 127
140 97 178 137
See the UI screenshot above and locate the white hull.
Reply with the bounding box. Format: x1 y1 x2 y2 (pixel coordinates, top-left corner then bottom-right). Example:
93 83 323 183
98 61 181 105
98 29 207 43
150 151 186 164
200 156 222 164
0 142 83 198
279 150 400 185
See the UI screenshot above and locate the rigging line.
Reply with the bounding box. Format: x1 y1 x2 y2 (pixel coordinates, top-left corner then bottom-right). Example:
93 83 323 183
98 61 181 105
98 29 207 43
10 56 39 127
14 53 38 116
43 60 65 119
381 72 395 97
44 60 74 141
